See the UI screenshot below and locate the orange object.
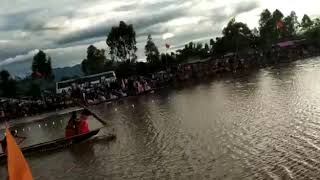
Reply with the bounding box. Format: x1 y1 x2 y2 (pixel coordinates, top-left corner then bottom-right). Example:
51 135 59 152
276 20 284 29
6 128 33 180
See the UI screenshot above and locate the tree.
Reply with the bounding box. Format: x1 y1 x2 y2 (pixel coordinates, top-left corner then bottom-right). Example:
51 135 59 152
0 70 10 82
216 18 253 54
1 79 17 98
259 9 273 48
145 34 160 63
259 9 272 28
0 70 17 98
28 82 41 98
314 18 320 26
106 21 137 62
81 45 107 75
303 21 320 48
115 61 136 78
301 14 313 29
32 50 54 79
283 11 299 38
136 62 148 75
258 9 286 48
209 38 215 53
272 9 285 40
204 43 210 53
160 53 177 67
104 59 115 72
272 9 284 21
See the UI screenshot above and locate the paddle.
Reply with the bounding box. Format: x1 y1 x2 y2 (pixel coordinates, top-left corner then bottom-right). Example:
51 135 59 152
73 99 108 126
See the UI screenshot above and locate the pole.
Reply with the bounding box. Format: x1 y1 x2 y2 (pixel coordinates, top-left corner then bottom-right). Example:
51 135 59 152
74 100 107 125
166 48 168 71
235 38 239 61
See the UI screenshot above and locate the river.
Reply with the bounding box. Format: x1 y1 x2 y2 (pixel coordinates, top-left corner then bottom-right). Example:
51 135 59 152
2 57 320 179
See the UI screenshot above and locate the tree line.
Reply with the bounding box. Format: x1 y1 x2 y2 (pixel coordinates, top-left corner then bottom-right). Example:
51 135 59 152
81 9 320 77
0 50 54 98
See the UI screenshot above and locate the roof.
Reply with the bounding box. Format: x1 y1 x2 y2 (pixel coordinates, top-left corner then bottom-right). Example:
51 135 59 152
180 57 211 66
277 41 295 47
224 52 235 57
276 39 306 48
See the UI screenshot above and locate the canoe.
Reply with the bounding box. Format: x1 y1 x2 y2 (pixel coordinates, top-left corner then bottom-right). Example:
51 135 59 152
0 128 101 159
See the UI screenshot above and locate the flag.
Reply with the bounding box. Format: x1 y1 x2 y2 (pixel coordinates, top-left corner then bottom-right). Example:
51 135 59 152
6 128 33 180
32 71 43 78
165 43 170 49
276 20 284 29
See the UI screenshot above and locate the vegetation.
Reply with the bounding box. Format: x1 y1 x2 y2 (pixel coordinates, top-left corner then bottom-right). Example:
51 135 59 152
145 34 160 63
78 9 320 78
301 14 313 30
81 45 108 75
27 82 42 98
106 21 137 62
0 70 17 98
32 50 54 79
213 18 254 55
1 50 55 98
76 10 320 77
0 70 10 82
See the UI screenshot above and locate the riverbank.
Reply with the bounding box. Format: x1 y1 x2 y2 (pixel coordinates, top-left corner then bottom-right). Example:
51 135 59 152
4 56 320 179
1 53 319 122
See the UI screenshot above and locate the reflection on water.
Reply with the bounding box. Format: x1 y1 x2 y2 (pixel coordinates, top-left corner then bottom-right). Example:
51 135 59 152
2 57 320 179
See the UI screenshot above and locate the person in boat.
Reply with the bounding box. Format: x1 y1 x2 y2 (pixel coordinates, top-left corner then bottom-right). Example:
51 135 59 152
76 109 91 135
1 130 26 153
65 111 78 138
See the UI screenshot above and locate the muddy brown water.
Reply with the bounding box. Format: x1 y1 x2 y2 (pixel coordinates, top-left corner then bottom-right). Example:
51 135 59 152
2 57 320 179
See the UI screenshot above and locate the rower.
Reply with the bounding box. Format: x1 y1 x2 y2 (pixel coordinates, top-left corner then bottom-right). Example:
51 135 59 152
65 111 78 138
76 109 91 135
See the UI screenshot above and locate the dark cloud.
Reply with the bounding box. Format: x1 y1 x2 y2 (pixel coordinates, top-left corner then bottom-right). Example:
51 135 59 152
56 1 188 45
23 21 63 31
0 13 70 34
234 1 259 15
56 24 110 45
206 0 259 28
113 4 138 12
114 0 184 12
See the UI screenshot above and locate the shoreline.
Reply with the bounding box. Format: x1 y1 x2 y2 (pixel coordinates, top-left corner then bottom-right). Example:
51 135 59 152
2 56 319 126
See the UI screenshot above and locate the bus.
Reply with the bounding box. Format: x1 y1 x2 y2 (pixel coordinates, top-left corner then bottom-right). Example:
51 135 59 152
56 71 117 94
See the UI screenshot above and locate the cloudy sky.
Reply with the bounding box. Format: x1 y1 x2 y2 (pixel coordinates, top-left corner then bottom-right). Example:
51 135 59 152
0 0 319 76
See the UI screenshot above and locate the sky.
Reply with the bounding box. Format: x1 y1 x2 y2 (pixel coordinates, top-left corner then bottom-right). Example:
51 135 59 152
0 0 319 76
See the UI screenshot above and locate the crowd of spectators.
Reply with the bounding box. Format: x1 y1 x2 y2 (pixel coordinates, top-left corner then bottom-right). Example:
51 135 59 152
0 75 162 122
2 45 318 122
64 76 155 105
0 99 47 121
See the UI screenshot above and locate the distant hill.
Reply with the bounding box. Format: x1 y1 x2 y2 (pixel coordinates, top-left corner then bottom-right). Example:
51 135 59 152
52 64 83 81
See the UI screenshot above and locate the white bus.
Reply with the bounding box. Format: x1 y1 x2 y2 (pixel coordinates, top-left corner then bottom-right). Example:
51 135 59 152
56 71 117 94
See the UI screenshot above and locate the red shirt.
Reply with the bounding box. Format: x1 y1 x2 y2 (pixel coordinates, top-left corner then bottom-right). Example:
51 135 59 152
65 120 77 138
76 120 89 134
65 127 76 138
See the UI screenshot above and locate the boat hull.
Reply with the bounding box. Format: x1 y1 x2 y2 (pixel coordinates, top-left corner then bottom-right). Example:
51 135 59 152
0 129 100 159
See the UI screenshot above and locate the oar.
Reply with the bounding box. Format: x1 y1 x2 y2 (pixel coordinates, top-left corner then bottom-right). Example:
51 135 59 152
73 99 108 126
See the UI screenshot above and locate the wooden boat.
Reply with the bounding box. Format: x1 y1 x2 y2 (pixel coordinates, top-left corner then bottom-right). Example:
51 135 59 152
0 128 101 159
0 105 115 162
